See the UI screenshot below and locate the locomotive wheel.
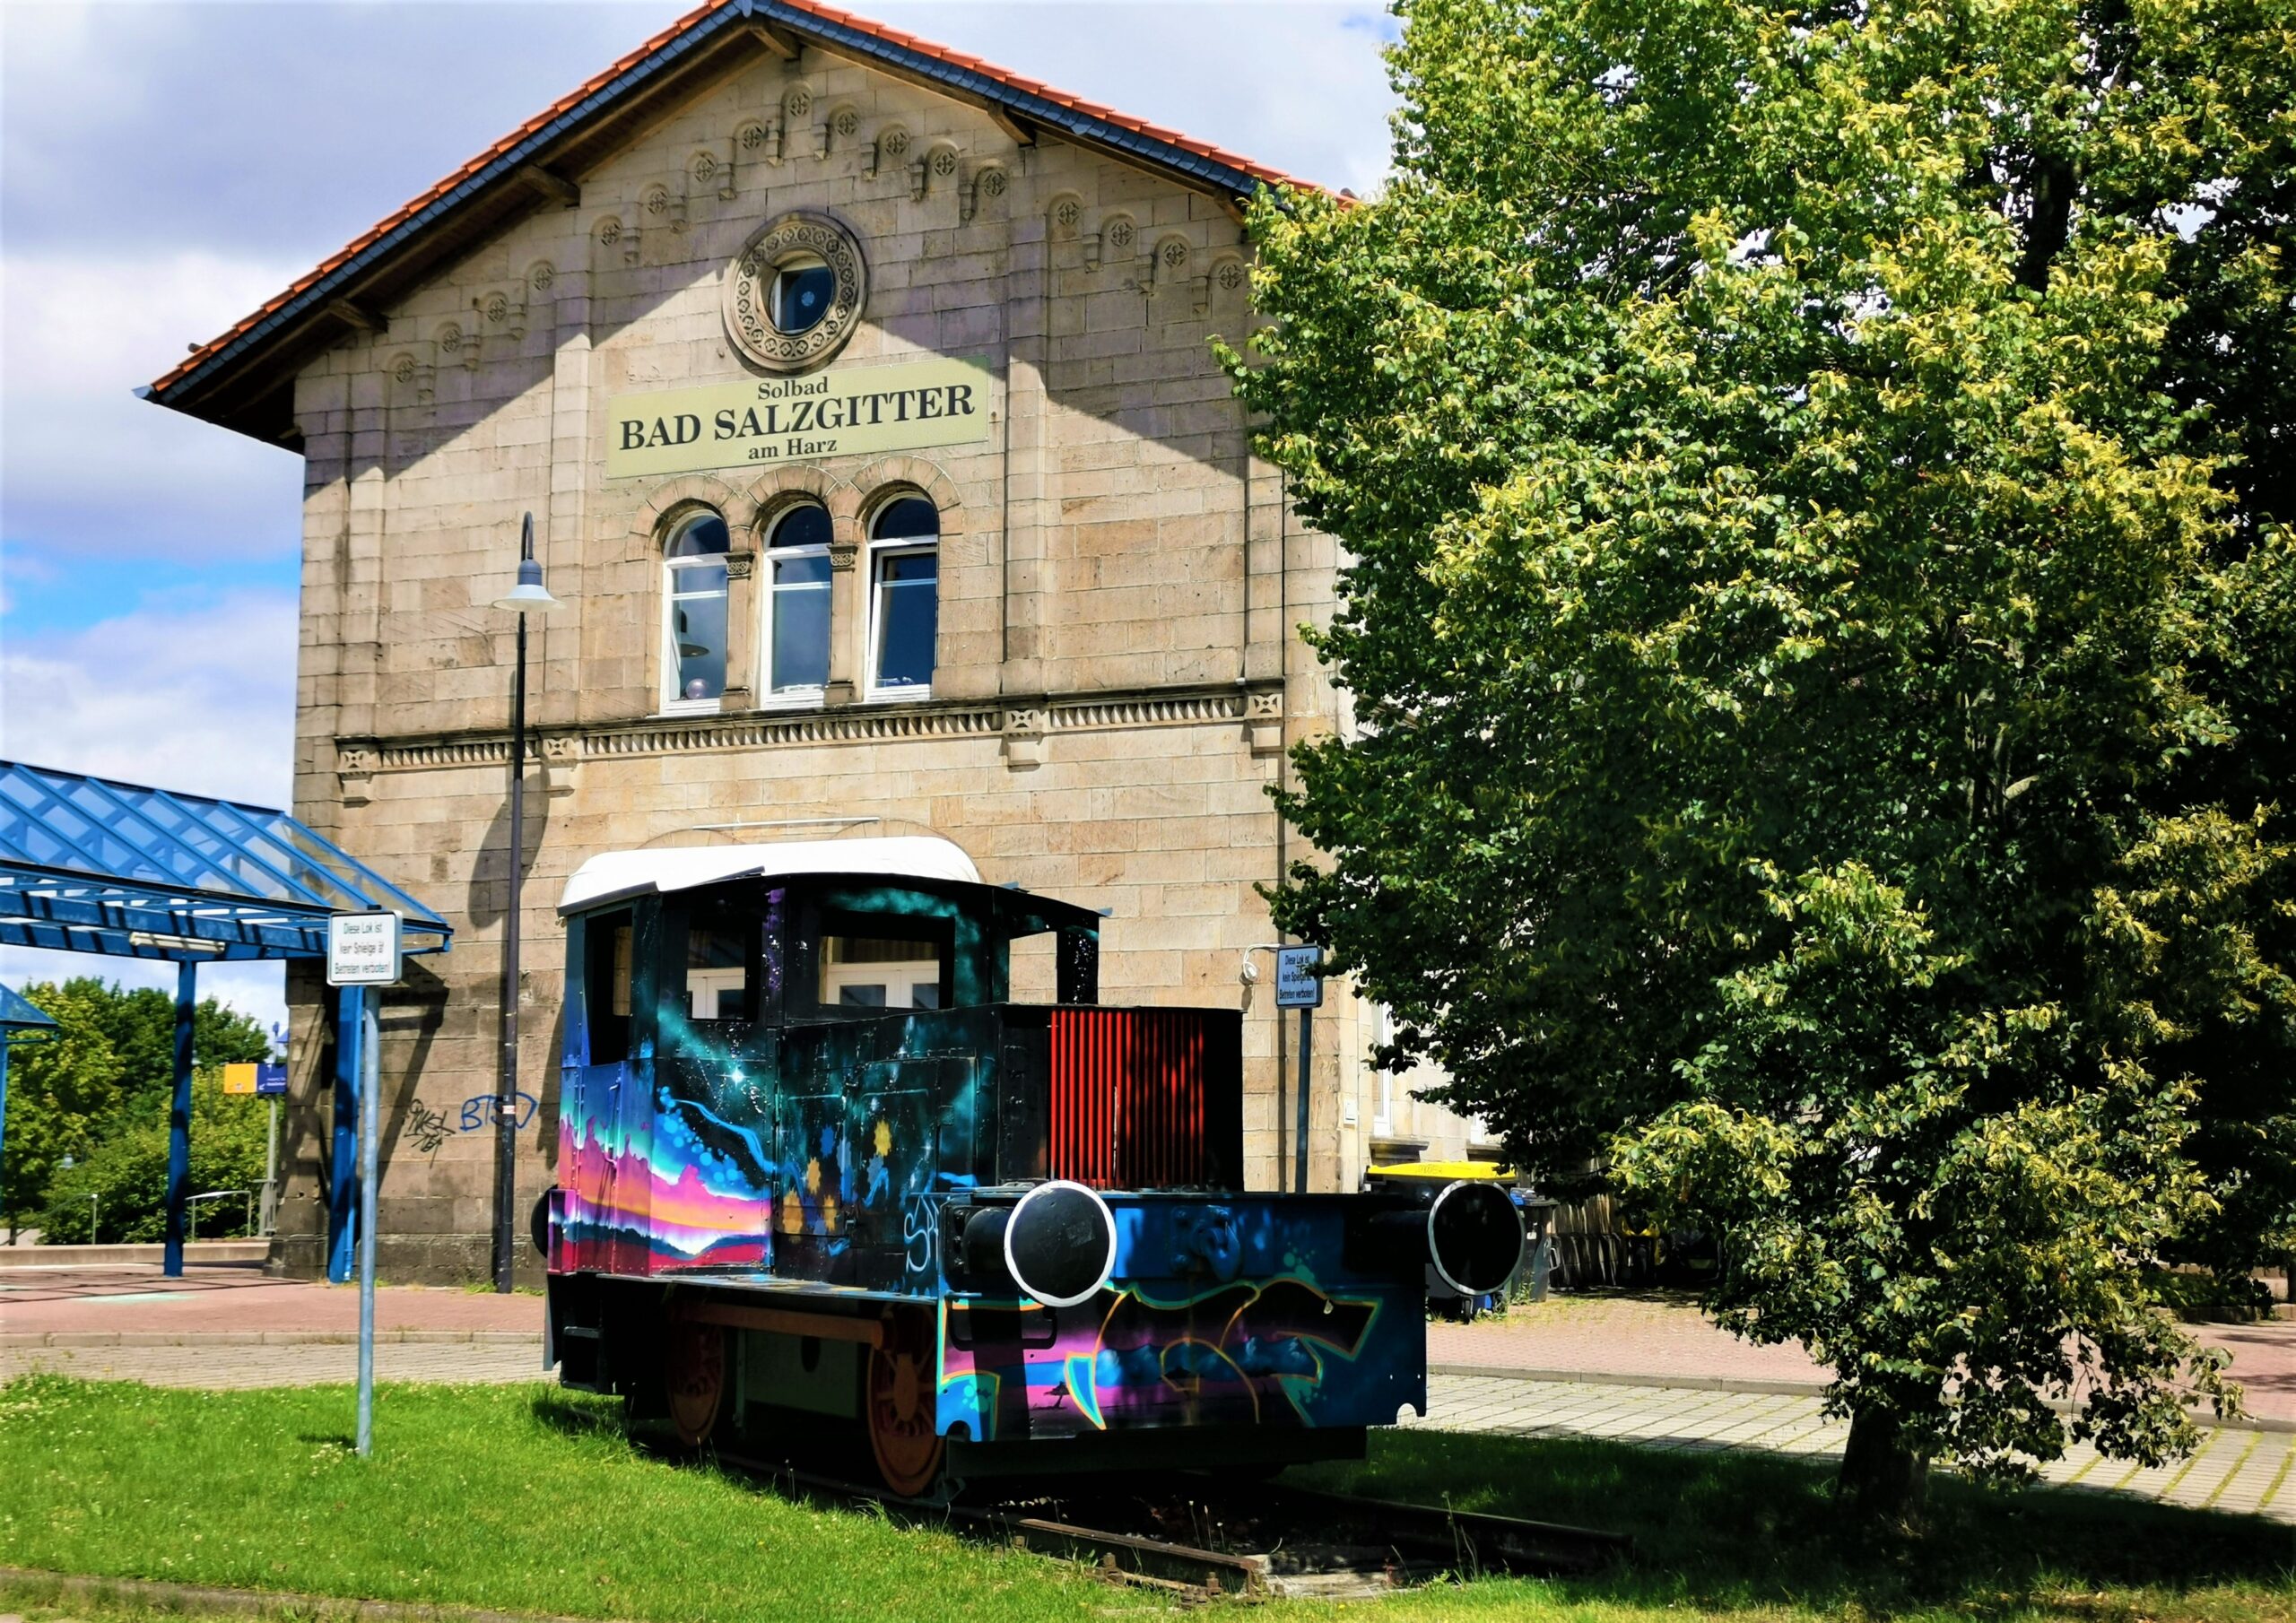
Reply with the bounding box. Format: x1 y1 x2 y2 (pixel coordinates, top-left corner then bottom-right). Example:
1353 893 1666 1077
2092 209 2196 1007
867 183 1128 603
865 1336 944 1497
664 1319 727 1447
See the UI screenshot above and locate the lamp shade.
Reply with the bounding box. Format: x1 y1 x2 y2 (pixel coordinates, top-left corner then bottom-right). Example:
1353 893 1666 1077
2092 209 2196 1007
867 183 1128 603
491 554 559 613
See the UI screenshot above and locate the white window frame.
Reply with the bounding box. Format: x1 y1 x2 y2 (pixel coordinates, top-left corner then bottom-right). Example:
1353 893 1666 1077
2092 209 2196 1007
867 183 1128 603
864 502 939 702
660 515 731 717
758 506 832 707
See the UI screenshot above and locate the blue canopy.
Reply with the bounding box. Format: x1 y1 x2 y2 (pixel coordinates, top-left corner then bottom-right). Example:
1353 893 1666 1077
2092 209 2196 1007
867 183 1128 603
0 759 449 961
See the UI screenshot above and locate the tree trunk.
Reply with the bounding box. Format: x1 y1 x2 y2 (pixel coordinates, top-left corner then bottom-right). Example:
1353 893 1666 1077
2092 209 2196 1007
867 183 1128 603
1836 1405 1931 1524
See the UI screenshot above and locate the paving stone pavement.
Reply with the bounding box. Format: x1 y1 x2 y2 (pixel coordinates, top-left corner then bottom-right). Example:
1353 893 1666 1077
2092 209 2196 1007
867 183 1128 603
0 1339 553 1389
1412 1373 2296 1523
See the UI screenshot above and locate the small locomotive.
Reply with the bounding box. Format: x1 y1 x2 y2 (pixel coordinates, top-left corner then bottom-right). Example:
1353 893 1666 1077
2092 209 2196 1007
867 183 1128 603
540 838 1522 1493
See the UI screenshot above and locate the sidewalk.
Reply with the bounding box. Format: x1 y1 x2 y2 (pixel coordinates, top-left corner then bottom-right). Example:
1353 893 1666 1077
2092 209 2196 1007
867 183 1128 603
1427 1292 2296 1424
1411 1374 2296 1523
0 1261 538 1344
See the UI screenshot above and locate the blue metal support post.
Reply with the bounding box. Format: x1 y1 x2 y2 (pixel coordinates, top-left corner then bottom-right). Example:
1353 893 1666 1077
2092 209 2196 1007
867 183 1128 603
162 959 197 1277
329 984 364 1283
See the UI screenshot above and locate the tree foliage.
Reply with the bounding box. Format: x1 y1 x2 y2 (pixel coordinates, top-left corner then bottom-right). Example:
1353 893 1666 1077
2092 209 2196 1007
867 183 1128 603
1229 0 2296 1511
40 1071 270 1244
2 978 272 1233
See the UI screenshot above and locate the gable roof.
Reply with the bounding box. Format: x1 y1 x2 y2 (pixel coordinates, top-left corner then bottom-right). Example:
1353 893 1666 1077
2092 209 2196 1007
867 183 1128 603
141 0 1322 448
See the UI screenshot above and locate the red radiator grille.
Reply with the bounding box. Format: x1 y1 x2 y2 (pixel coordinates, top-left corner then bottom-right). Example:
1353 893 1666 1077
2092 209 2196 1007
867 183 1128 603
1049 1008 1212 1188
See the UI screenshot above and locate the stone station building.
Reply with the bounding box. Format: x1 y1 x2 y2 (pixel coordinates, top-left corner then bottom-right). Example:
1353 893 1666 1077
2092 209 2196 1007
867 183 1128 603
146 0 1495 1282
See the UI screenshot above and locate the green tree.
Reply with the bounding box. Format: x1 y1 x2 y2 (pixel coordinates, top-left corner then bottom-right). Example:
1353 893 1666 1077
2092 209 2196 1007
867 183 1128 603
40 1072 269 1244
1231 0 2296 1519
1 979 273 1236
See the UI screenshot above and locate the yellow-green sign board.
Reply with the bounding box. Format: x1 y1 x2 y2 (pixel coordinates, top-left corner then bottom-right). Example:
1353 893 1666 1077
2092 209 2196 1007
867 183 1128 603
605 357 993 479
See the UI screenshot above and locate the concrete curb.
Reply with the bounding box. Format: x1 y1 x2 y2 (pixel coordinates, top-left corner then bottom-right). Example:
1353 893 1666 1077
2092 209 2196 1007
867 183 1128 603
1429 1362 2296 1434
0 1567 607 1623
0 1331 543 1349
0 1242 266 1270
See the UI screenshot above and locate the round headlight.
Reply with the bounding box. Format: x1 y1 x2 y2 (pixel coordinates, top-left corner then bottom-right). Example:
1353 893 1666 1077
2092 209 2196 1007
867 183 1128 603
1427 1180 1526 1298
1003 1179 1118 1308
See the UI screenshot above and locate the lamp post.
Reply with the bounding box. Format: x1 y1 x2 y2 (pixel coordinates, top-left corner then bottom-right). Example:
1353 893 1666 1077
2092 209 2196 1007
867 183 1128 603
490 512 559 1292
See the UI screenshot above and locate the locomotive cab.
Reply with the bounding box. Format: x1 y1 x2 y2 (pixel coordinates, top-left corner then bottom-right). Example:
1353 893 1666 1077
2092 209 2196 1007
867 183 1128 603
544 837 1517 1494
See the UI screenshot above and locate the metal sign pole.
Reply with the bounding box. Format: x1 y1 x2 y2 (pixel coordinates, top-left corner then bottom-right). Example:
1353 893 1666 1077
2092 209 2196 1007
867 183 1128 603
357 986 378 1456
1295 1004 1311 1194
1269 944 1325 1195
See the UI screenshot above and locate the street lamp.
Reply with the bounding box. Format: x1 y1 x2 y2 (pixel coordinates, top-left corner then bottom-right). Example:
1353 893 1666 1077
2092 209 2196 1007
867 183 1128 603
489 512 560 1292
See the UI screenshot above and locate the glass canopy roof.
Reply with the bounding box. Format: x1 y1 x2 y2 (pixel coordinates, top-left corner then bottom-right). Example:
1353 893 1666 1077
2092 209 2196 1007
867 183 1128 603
0 982 58 1037
0 759 450 962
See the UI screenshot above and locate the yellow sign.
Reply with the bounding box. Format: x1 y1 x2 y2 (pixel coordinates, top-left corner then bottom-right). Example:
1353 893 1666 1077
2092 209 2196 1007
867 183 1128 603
222 1063 257 1096
606 357 993 479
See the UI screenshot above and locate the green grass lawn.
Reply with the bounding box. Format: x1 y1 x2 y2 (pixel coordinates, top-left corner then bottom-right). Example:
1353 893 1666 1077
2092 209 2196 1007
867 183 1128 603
1 1375 2292 1623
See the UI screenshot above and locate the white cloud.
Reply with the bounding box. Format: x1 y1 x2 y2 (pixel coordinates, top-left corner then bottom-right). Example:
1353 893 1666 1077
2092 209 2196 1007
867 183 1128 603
0 586 296 801
1 249 309 564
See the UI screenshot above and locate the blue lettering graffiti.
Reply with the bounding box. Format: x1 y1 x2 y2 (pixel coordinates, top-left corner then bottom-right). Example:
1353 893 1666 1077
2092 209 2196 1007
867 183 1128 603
459 1091 539 1132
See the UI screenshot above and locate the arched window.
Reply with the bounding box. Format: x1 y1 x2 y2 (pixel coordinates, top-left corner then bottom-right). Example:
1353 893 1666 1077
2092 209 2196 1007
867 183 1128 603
867 495 938 696
662 510 730 711
762 502 831 698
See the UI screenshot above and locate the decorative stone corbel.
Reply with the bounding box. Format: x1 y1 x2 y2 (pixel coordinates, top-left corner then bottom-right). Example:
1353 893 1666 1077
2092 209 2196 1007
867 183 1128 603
782 85 814 162
336 742 378 807
725 551 756 581
437 319 479 373
1247 690 1284 757
387 347 436 406
736 118 782 175
641 181 688 237
476 283 527 343
1002 707 1048 769
961 165 1008 223
693 146 735 203
540 733 580 798
867 126 909 180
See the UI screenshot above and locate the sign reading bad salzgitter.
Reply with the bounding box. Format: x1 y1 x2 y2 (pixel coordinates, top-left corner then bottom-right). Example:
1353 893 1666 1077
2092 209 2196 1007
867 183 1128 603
606 356 993 479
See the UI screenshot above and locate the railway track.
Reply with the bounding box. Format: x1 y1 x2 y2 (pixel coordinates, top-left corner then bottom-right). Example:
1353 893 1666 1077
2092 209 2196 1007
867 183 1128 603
712 1447 1632 1598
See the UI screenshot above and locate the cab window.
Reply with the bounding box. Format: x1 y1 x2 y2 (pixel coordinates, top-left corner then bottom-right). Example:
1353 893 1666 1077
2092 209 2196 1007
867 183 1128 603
813 909 952 1013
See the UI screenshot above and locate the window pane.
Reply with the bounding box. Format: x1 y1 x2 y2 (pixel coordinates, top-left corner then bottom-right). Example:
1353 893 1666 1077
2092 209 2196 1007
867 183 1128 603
672 574 727 701
874 553 937 690
838 985 888 1008
774 553 831 586
909 983 942 1011
772 505 832 550
585 916 632 1064
666 514 730 558
773 264 837 334
770 581 830 690
871 497 939 541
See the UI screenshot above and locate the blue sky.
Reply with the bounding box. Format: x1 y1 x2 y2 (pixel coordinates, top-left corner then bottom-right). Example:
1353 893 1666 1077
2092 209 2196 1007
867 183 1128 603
0 0 1398 1026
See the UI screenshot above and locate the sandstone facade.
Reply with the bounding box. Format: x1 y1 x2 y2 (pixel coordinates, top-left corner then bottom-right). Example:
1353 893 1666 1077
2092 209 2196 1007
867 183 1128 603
234 30 1492 1282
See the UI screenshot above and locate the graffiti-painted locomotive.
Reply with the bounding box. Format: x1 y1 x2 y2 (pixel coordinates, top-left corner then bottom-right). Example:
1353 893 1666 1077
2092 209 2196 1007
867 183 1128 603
541 838 1522 1493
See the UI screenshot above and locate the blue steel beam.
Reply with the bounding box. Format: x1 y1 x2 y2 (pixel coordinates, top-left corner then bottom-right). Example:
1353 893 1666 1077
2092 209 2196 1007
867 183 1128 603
0 886 323 955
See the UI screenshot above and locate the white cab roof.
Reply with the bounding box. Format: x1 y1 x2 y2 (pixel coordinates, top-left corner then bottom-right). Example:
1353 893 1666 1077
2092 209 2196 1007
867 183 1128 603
557 836 983 916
